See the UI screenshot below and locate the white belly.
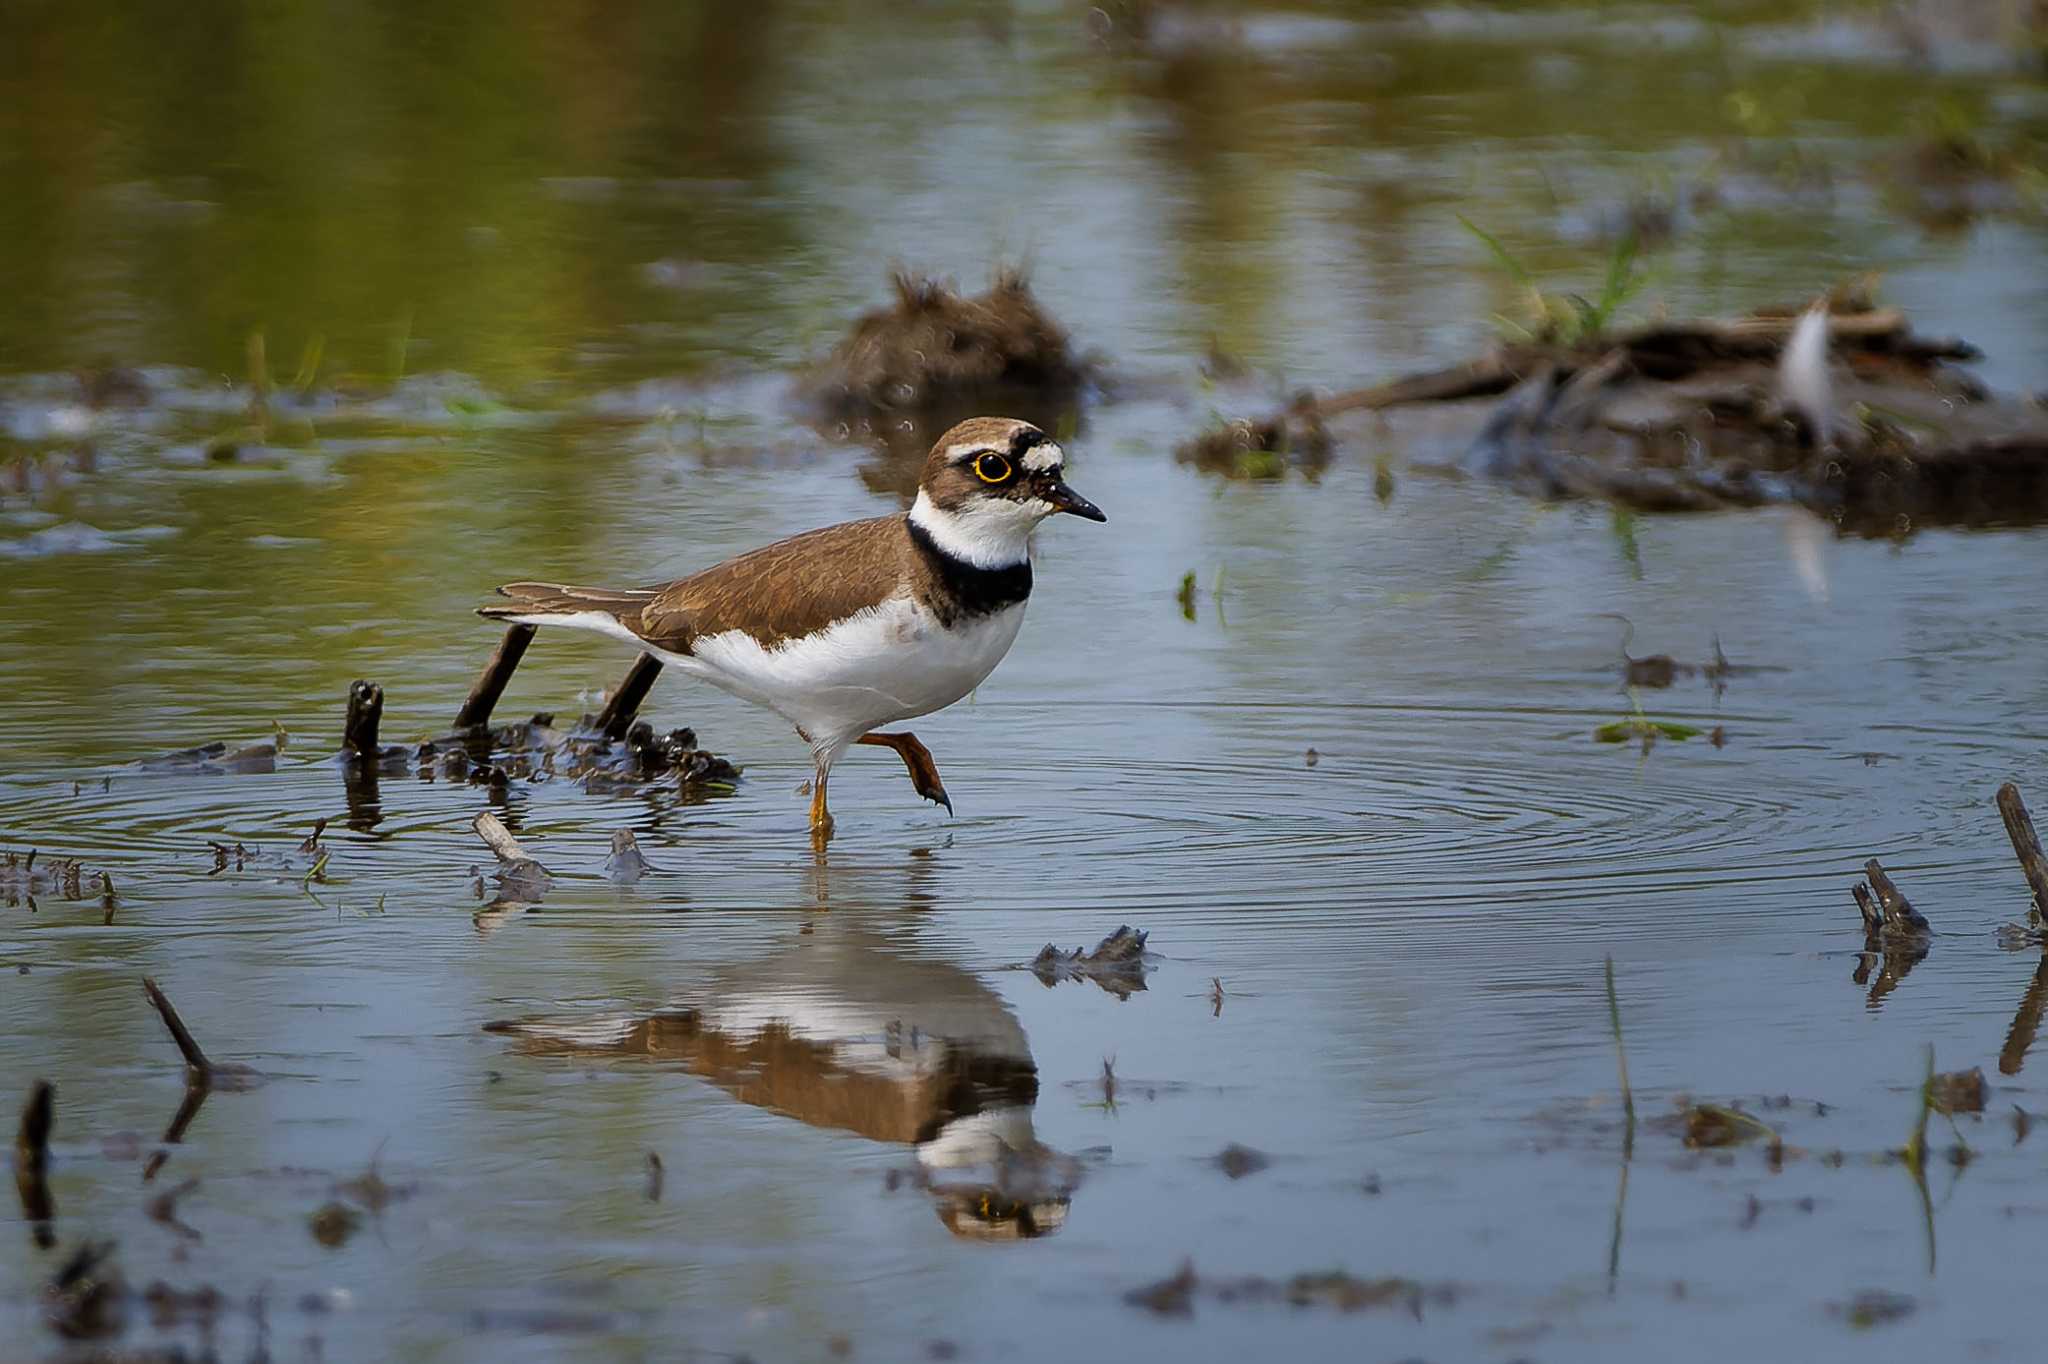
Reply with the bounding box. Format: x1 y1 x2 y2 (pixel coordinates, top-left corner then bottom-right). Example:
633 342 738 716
681 596 1026 761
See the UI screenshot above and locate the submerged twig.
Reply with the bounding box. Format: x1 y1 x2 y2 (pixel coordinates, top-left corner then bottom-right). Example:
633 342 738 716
1604 955 1636 1141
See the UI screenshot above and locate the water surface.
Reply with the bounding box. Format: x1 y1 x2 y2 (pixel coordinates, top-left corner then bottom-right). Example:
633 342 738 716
5 3 2048 1360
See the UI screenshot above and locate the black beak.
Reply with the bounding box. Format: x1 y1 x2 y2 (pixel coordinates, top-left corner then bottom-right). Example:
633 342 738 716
1043 478 1107 522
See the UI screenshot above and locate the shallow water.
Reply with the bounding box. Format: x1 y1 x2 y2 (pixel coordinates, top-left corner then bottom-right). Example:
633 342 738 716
5 3 2048 1360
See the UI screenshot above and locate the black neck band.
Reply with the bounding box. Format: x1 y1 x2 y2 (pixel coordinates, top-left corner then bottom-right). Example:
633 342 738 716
907 516 1032 624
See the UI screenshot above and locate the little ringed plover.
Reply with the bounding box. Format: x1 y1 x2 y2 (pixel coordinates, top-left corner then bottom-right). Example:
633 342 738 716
479 417 1105 840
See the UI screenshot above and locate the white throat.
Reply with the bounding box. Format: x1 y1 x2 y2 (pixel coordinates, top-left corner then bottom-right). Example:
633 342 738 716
909 489 1040 569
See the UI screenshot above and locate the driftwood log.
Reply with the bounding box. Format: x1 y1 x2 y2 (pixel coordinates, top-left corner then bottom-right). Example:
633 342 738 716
1185 298 2048 533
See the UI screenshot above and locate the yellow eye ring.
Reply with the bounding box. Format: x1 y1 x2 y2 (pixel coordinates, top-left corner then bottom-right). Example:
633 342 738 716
973 452 1012 483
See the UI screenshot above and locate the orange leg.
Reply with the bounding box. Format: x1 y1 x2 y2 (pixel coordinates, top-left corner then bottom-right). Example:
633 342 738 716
857 732 952 814
807 760 836 844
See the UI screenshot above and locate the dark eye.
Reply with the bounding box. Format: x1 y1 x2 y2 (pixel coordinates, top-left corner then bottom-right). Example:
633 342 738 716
973 452 1012 483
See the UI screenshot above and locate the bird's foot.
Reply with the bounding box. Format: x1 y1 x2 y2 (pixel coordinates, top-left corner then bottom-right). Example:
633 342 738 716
858 731 952 815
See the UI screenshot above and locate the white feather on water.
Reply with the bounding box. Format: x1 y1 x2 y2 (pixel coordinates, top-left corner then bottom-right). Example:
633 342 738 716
1779 304 1833 448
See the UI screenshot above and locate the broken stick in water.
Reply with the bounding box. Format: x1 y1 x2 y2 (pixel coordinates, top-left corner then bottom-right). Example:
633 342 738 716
137 980 264 1097
593 654 663 742
141 978 211 1079
472 812 552 903
454 623 537 732
1854 859 1931 942
1996 783 2048 920
472 812 533 863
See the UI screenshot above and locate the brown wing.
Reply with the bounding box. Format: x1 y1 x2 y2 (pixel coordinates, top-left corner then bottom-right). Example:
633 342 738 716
637 516 910 652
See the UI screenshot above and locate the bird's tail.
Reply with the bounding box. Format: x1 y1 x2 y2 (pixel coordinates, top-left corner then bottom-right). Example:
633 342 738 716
478 581 657 631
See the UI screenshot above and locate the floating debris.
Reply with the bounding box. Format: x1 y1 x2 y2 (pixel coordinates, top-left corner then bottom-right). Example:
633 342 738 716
1593 692 1703 751
1177 398 1332 481
307 1201 361 1249
1125 1261 1454 1319
1 850 98 908
1124 1260 1197 1317
1198 293 2048 533
644 1152 664 1204
1835 1288 1916 1329
1031 926 1152 997
1675 1102 1777 1149
133 738 280 775
1927 1067 1986 1116
805 269 1088 416
325 1146 418 1234
1212 1143 1270 1179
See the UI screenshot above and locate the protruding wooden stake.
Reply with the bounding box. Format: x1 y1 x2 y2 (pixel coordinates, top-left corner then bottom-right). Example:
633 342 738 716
455 624 536 731
342 679 384 758
593 654 663 741
1996 783 2048 918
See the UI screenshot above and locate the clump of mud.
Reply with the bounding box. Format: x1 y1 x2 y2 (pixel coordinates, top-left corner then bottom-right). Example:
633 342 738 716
1177 397 1332 481
805 269 1089 416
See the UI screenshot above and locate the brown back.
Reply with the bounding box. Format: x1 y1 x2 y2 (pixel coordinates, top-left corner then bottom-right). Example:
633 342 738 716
637 515 914 651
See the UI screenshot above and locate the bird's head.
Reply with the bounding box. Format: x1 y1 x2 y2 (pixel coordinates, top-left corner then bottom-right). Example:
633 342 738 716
910 417 1105 567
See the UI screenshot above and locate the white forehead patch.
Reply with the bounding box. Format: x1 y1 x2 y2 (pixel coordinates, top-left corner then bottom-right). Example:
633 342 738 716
1020 441 1063 473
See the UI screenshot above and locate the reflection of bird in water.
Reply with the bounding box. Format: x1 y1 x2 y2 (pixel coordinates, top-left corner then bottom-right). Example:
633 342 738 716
486 927 1075 1239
